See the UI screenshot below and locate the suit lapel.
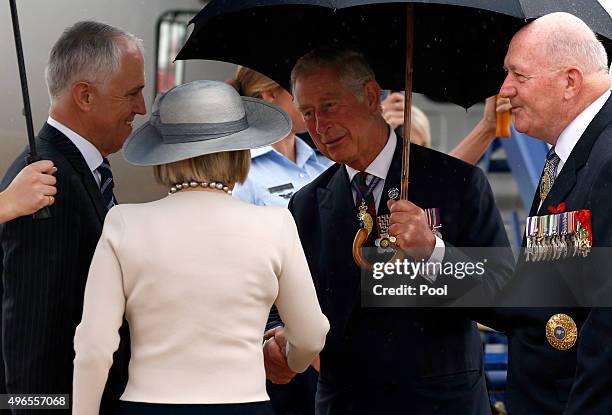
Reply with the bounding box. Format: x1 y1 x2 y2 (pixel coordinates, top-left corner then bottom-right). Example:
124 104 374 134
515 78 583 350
536 95 612 216
317 166 362 319
317 166 361 266
378 134 404 217
39 123 107 223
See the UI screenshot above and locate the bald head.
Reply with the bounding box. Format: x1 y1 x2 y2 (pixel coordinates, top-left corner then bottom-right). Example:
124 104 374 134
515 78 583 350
513 12 608 75
500 13 610 143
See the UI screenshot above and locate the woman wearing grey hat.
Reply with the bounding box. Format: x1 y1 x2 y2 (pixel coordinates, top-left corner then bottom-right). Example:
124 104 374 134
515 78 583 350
72 80 329 415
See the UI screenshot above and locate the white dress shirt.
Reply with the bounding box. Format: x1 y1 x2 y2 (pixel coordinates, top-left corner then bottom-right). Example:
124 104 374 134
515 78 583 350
554 90 611 176
345 129 445 280
47 116 104 186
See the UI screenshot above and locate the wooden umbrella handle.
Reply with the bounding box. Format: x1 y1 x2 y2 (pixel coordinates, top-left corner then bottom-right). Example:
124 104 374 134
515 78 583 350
352 228 373 271
352 229 407 271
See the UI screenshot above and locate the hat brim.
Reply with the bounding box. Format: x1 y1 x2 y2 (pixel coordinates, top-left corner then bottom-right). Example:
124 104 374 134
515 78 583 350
122 97 292 166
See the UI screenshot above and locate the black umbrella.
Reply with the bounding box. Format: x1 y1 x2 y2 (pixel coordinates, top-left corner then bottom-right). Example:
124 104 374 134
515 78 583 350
177 0 612 108
177 0 611 265
8 0 51 219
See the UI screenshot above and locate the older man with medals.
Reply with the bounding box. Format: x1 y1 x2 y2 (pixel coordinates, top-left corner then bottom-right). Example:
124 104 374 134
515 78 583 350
487 12 612 415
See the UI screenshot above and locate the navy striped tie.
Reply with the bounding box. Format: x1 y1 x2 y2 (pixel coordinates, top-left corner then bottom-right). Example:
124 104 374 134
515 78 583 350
97 157 115 210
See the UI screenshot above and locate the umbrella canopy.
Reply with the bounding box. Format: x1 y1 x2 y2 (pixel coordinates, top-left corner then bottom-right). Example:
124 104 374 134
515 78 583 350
177 0 612 109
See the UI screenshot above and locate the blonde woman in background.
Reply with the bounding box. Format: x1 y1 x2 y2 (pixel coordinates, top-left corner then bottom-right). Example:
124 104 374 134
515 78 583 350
72 80 329 415
407 105 432 148
230 67 332 207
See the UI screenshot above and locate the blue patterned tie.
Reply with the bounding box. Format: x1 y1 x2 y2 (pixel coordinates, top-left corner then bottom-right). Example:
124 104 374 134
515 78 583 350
352 172 381 243
539 147 561 202
97 158 115 210
352 172 378 218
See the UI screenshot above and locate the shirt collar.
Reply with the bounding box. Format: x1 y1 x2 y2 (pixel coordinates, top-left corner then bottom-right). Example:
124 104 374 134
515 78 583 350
345 128 396 183
555 90 611 164
47 116 103 173
250 145 274 159
249 136 318 168
294 136 318 167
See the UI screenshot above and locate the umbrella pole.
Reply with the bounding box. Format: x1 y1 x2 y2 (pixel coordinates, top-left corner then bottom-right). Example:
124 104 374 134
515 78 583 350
352 3 415 269
9 0 37 159
8 0 51 219
400 2 414 200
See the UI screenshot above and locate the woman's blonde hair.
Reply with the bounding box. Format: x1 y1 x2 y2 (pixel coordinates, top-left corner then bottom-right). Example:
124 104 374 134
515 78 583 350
410 105 432 148
154 150 251 187
227 66 280 98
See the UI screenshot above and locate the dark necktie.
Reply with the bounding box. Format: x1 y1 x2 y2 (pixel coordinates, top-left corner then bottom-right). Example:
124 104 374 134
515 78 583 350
97 157 115 210
352 172 381 239
539 147 561 202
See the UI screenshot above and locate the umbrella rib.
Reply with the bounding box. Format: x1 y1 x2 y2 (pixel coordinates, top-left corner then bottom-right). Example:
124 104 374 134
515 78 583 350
517 0 527 19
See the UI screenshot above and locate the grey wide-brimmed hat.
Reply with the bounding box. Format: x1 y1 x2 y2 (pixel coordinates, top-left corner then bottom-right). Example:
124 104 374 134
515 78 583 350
123 80 292 166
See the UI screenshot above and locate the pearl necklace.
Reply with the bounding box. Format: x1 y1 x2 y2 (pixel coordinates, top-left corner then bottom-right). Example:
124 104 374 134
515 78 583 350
169 181 232 195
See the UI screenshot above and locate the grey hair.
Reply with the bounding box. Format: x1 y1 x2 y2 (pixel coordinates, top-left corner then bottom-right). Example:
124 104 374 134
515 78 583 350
45 21 144 101
544 24 608 74
291 48 376 101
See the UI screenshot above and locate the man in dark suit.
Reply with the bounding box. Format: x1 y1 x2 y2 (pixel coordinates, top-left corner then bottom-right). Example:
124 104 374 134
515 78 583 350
491 12 612 415
0 21 146 414
264 48 514 414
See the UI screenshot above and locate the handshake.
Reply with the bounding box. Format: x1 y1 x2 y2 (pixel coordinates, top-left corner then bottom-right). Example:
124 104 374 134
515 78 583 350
263 326 320 384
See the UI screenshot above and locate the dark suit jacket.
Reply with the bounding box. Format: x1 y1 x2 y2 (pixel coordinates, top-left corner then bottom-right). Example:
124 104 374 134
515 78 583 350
288 137 513 415
565 308 612 415
0 123 129 414
488 95 612 415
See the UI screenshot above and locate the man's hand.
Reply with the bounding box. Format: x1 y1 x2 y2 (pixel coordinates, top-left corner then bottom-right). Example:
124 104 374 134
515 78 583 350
387 199 436 260
263 326 296 384
481 95 512 128
381 92 405 130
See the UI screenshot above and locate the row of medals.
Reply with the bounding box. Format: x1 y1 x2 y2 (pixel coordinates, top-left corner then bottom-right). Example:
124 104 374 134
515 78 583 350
525 213 591 262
